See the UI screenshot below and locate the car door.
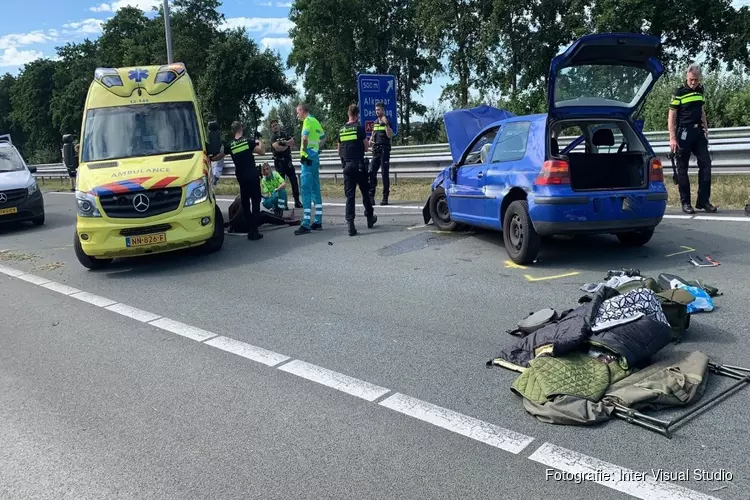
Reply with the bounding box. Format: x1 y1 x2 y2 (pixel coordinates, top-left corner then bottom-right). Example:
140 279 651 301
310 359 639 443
484 121 533 226
448 126 500 223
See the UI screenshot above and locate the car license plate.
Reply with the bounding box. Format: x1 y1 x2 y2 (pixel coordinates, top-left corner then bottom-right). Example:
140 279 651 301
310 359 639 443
0 207 18 216
125 233 167 247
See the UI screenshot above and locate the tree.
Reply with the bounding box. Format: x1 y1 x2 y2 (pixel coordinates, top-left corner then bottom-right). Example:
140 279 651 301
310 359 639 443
0 74 20 139
197 28 295 134
10 59 62 163
97 7 158 68
50 40 101 139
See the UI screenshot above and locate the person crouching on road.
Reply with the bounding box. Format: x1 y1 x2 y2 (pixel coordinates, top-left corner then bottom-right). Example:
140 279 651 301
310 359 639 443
294 103 326 235
338 104 377 236
668 62 717 214
269 119 302 208
261 162 288 217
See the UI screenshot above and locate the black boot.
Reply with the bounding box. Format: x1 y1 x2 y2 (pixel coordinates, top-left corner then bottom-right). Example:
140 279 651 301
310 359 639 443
348 220 357 236
682 203 695 214
294 200 303 208
248 229 263 241
367 214 378 229
380 196 389 206
695 201 717 213
311 222 322 230
294 225 311 235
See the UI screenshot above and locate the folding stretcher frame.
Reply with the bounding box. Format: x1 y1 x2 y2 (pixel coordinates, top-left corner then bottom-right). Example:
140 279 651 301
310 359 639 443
611 362 750 439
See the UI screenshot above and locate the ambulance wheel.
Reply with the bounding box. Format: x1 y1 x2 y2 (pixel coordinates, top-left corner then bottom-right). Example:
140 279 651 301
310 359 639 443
503 200 540 265
202 205 225 254
429 187 457 231
74 231 112 270
616 227 654 247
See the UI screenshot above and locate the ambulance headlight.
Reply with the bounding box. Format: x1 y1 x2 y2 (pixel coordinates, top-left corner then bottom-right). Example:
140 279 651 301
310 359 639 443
76 191 101 217
185 176 208 206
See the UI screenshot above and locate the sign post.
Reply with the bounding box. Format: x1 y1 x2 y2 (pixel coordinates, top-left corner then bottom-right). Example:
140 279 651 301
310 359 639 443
357 73 398 138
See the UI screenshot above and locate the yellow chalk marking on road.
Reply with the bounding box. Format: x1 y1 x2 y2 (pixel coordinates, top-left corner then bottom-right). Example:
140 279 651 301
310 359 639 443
665 245 695 257
524 271 580 282
504 260 528 270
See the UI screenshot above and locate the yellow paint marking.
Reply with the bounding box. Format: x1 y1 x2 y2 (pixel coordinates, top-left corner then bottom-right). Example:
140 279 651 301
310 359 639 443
665 245 695 257
504 260 528 270
524 271 580 282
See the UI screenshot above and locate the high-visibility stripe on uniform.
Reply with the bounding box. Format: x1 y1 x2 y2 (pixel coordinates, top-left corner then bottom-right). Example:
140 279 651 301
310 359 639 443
671 92 704 106
373 124 387 131
231 140 250 154
339 127 358 141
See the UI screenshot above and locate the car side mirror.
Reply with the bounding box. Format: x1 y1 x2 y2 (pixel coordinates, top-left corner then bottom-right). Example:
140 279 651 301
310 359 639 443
28 165 37 174
62 134 78 173
451 164 458 183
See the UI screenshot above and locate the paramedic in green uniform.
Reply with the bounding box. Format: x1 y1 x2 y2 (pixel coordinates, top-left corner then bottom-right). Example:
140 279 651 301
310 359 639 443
294 103 326 235
668 62 716 214
260 162 288 217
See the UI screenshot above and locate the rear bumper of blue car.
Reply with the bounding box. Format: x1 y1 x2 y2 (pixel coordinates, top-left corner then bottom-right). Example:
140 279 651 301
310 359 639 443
529 191 667 236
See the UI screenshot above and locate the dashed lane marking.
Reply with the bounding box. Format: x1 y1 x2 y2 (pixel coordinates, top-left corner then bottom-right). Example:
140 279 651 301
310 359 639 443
204 336 290 367
529 442 721 500
278 359 391 402
1 262 721 500
379 392 535 455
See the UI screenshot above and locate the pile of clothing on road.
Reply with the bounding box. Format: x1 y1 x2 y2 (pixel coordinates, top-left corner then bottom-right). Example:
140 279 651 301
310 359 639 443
488 269 723 426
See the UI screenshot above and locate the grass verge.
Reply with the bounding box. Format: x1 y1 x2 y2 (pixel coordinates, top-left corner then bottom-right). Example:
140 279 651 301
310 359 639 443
38 175 750 209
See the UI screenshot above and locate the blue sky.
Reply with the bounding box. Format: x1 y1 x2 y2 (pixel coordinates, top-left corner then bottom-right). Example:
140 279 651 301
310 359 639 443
2 0 748 118
0 0 448 115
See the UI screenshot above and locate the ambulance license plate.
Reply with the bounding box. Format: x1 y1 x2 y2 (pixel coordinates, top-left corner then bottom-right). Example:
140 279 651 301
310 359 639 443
0 207 18 216
125 233 167 247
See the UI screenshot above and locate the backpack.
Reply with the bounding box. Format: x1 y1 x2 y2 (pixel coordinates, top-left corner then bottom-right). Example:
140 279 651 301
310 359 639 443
507 308 559 337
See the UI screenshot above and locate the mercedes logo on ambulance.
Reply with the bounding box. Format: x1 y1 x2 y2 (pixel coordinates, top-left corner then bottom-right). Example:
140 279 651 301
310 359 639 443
0 193 7 204
133 193 150 212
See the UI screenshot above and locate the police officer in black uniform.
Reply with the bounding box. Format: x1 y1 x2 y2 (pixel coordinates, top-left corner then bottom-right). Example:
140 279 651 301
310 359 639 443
368 101 393 206
668 62 716 214
213 120 265 240
269 119 302 208
339 104 377 236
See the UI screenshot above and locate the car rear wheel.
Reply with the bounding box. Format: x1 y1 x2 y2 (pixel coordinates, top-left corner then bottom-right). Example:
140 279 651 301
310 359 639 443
201 205 225 254
616 227 655 247
74 231 113 270
429 186 457 231
503 200 540 265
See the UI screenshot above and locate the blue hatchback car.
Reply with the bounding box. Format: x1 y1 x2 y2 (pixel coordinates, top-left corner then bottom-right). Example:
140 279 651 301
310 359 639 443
423 33 669 264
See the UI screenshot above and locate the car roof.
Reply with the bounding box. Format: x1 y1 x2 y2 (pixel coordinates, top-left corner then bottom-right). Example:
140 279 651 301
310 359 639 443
482 113 548 131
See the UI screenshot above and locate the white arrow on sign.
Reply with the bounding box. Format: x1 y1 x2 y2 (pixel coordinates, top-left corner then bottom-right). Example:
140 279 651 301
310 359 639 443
385 79 393 94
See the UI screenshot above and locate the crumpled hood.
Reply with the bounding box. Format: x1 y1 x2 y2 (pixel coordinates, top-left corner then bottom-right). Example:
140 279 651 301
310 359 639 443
77 152 207 196
444 105 516 164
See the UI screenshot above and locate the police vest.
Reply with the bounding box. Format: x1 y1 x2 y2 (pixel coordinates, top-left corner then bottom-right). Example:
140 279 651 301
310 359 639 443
339 122 364 162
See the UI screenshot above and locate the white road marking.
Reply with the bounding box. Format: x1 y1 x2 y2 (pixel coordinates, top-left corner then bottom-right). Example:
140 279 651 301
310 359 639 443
278 359 391 402
379 393 535 455
15 273 52 285
105 303 162 323
695 215 750 222
528 442 721 500
663 214 697 220
70 291 118 307
41 281 82 295
204 336 290 367
0 264 27 277
148 317 218 342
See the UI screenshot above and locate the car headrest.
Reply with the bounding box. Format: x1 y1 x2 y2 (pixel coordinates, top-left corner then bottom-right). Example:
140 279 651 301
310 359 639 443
592 128 615 147
480 143 491 164
551 138 559 156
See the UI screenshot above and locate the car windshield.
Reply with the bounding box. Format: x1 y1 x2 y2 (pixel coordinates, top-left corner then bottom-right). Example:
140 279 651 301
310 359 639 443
81 101 201 162
554 65 653 108
0 148 25 172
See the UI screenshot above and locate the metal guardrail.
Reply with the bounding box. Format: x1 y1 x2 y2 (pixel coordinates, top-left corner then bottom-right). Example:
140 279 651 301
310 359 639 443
29 126 750 182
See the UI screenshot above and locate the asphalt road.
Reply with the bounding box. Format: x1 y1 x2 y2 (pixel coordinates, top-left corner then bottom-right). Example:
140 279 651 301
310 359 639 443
2 192 750 500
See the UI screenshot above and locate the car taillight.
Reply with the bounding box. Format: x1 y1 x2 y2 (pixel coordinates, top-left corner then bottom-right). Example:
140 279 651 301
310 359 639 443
535 160 570 185
649 157 664 182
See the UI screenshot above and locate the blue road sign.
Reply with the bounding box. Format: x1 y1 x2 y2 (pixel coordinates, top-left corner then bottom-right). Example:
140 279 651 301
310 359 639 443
357 73 398 137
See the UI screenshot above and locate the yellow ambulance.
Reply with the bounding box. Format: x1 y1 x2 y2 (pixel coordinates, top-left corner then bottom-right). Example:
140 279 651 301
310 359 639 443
67 63 224 269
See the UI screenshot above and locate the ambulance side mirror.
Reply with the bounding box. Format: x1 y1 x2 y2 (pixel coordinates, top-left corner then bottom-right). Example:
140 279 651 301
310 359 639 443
207 121 221 156
62 134 78 173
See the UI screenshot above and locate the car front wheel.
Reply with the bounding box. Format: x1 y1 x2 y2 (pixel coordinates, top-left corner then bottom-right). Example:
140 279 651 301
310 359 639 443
503 200 540 265
428 186 457 231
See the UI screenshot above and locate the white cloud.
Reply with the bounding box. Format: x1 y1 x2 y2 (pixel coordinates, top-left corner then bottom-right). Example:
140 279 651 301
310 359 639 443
276 2 292 6
89 3 113 12
63 18 105 36
0 31 58 50
222 17 294 36
0 47 46 67
88 0 161 13
261 37 292 50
